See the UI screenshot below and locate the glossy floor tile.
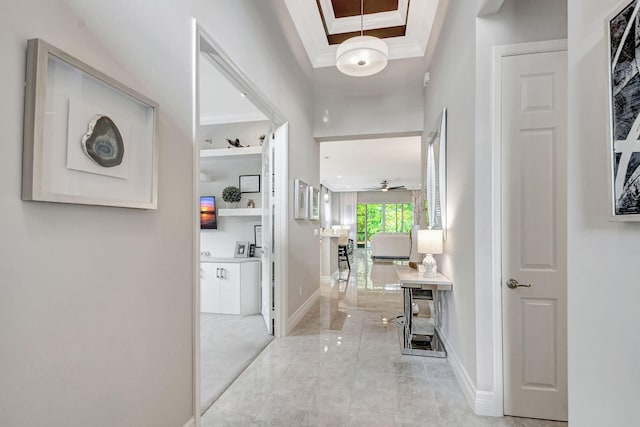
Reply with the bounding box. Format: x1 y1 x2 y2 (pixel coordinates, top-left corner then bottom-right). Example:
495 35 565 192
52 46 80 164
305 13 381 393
202 250 567 426
200 313 272 414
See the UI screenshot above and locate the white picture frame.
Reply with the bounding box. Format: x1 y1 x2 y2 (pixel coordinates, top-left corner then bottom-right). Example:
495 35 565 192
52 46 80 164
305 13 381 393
607 1 640 221
425 108 447 236
234 240 250 258
294 178 308 219
22 38 158 209
254 224 262 248
239 174 260 193
308 186 320 220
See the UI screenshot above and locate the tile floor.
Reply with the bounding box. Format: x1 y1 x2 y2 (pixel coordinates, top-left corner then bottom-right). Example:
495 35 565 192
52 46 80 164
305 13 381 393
200 313 272 414
202 250 567 426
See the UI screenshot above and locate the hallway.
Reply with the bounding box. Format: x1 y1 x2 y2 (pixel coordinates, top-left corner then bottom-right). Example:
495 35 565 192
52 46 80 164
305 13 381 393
202 251 567 426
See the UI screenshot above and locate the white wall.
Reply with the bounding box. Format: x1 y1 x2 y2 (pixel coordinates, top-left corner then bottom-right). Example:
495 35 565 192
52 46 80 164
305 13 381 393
357 190 412 204
200 120 271 150
423 0 480 387
474 0 567 397
313 58 425 139
567 1 640 425
194 0 318 323
423 0 568 407
0 1 194 426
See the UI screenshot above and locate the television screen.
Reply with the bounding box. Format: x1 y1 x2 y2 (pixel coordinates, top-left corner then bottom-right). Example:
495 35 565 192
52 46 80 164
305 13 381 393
200 196 217 229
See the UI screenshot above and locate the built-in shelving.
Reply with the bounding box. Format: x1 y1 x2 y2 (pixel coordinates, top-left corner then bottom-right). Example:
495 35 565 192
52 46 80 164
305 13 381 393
200 145 262 158
217 208 263 217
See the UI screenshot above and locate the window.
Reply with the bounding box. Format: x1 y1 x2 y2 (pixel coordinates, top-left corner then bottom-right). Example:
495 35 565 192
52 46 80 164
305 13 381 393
356 203 413 247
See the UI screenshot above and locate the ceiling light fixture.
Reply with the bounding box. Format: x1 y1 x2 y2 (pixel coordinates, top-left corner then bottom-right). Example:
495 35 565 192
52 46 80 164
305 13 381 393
336 0 388 77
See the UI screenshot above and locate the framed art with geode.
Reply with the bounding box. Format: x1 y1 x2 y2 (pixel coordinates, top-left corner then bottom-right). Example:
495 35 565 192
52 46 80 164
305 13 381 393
22 38 158 209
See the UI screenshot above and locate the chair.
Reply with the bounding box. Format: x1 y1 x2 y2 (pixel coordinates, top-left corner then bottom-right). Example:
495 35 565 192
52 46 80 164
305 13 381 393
338 234 350 271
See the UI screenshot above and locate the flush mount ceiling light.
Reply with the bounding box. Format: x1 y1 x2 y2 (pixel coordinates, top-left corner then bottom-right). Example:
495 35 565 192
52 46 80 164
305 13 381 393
336 0 389 77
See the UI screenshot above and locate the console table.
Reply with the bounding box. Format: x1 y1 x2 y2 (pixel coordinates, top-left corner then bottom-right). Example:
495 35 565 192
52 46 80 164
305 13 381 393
395 266 452 357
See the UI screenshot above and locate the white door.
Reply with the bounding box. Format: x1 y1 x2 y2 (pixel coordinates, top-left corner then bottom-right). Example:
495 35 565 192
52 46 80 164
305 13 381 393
261 123 287 334
501 50 567 421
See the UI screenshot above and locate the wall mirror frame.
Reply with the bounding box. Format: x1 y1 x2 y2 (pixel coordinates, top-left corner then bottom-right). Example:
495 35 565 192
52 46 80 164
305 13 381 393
425 108 447 238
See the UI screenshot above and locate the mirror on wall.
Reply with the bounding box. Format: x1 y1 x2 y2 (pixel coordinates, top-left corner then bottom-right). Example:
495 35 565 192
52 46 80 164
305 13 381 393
425 108 447 238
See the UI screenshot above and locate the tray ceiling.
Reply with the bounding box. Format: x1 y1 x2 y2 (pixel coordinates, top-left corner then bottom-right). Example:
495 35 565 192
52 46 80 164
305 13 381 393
285 0 439 68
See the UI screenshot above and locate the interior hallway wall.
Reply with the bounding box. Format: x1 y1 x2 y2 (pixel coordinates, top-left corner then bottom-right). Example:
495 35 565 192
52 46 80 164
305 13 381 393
567 0 640 425
357 190 412 204
0 1 194 426
313 58 425 139
474 0 568 398
193 0 319 324
422 0 480 388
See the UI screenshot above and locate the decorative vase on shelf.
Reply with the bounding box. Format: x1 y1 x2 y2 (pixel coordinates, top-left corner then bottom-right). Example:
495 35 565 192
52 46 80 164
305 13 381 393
222 186 242 208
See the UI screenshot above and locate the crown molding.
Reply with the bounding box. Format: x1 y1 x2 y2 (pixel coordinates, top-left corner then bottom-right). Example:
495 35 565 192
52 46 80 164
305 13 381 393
285 0 438 68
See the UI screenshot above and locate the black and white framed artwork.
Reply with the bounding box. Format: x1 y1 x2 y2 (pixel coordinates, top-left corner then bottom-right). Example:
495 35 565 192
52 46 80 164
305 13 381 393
608 0 640 220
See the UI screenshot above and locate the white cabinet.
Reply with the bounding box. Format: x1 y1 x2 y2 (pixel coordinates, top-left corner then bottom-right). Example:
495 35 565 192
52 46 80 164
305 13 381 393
200 259 260 315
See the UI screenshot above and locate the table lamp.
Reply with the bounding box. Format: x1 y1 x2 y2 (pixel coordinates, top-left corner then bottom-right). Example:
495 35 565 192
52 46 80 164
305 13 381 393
418 229 443 278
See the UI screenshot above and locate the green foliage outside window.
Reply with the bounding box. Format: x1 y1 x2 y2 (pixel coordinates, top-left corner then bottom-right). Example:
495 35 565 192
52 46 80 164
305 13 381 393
356 202 414 247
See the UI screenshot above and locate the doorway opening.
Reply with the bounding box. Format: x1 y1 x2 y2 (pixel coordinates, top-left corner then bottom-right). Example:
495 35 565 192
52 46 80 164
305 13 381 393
193 25 289 422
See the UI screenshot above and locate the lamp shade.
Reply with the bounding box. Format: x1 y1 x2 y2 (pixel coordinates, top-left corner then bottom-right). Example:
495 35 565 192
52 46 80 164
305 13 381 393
336 36 389 77
418 229 443 254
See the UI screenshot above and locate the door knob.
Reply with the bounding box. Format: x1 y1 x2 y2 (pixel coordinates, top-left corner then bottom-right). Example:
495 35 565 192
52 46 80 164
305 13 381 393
506 278 531 289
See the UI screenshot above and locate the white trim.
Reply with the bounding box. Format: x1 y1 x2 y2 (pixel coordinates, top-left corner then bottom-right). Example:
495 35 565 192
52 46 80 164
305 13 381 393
475 390 502 417
283 0 435 68
192 23 289 427
439 327 501 417
478 0 505 17
286 287 321 335
320 269 340 286
319 0 410 35
190 19 201 427
273 123 289 337
437 327 476 410
485 38 568 419
200 111 267 126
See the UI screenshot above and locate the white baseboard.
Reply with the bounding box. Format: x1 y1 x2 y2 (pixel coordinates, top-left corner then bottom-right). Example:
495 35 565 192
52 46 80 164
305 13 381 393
437 328 502 417
475 390 502 416
286 287 320 335
320 270 340 286
182 417 195 427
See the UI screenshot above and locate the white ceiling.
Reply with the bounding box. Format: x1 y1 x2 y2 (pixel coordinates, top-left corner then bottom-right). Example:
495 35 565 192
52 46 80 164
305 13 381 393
199 55 267 125
320 136 422 192
284 0 439 68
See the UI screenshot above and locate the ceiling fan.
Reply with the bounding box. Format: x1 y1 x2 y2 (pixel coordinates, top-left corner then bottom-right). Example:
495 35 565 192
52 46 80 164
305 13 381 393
369 180 406 192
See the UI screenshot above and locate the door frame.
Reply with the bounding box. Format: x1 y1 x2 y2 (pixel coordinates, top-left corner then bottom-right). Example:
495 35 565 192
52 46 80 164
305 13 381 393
486 38 567 416
192 21 289 427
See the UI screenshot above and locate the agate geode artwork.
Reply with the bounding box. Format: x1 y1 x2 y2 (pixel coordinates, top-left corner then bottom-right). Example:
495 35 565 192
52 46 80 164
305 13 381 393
81 115 124 167
22 39 158 209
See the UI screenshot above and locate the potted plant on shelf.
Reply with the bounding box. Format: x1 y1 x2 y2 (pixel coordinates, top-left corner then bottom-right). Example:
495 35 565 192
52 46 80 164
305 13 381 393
222 186 242 208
